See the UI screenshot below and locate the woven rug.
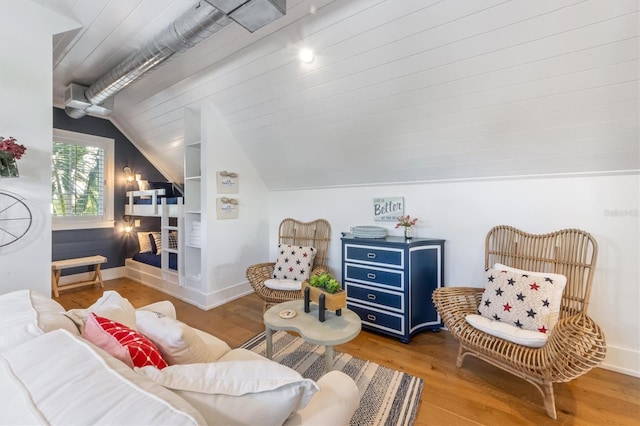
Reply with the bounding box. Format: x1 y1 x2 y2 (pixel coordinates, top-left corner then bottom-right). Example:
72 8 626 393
241 330 423 426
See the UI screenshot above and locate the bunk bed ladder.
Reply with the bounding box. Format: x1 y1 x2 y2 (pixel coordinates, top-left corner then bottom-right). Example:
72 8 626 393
160 197 185 286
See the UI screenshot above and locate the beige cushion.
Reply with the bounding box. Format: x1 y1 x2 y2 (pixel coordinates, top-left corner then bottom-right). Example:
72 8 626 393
1 329 205 425
136 359 319 426
0 290 79 352
137 231 153 253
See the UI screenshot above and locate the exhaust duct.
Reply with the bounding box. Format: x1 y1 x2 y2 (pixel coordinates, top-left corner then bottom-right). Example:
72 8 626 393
65 0 286 119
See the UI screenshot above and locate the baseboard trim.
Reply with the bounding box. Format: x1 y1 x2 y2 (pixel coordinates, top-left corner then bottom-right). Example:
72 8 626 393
203 282 254 310
600 345 640 378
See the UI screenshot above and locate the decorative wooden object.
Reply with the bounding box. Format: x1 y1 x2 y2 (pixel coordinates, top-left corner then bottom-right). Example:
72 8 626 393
302 281 346 322
51 255 107 297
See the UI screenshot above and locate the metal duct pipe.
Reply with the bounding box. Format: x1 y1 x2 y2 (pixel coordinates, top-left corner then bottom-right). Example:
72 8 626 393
66 0 285 119
66 2 229 119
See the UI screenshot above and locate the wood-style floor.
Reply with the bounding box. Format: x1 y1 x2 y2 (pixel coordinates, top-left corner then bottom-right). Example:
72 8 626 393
55 278 640 426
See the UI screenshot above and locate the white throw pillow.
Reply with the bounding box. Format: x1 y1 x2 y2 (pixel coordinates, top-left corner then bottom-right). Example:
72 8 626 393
137 300 177 319
478 267 565 334
494 263 567 330
135 310 225 365
272 244 317 281
264 278 303 291
136 360 319 426
465 314 548 348
65 291 137 333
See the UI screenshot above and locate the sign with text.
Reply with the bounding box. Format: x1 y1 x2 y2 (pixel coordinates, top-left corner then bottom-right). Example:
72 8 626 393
373 197 404 222
216 171 239 194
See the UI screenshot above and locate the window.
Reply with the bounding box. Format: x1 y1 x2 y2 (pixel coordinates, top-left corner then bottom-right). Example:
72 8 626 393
52 129 114 230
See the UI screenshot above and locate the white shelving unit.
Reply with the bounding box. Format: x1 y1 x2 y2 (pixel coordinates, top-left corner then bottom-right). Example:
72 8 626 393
184 107 204 290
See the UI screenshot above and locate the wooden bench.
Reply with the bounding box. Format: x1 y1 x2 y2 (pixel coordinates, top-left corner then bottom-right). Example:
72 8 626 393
51 255 107 297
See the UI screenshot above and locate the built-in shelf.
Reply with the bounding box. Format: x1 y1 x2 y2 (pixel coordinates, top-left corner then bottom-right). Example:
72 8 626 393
184 107 204 289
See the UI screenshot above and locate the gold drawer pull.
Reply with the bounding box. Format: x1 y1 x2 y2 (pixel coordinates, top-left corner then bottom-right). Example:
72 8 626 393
367 253 376 259
367 294 376 300
367 273 376 279
367 314 376 321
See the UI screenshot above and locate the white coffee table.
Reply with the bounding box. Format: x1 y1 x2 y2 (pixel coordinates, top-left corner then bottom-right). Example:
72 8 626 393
264 300 361 372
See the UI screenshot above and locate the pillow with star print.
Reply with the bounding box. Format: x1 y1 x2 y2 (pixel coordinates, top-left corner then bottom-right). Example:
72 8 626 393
477 267 567 334
272 244 317 281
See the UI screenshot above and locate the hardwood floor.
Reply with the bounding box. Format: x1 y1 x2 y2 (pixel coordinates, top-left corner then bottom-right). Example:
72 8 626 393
56 278 640 426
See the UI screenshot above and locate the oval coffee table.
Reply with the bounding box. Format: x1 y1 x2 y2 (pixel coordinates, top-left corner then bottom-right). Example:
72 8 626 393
264 300 361 372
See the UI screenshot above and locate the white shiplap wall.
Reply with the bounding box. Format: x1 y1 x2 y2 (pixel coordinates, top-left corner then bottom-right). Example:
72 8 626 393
46 0 638 189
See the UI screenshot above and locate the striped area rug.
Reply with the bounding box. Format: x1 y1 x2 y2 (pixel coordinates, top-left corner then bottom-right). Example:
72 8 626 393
241 331 423 426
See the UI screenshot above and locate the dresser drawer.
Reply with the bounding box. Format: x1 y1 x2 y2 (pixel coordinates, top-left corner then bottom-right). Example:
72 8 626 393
346 282 403 312
344 244 403 268
348 303 404 335
345 264 403 289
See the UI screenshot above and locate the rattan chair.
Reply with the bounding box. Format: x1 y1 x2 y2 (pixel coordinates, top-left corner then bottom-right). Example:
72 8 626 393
246 218 331 312
432 225 606 419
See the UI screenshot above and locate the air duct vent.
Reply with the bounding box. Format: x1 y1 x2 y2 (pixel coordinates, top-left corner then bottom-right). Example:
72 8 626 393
64 83 113 116
206 0 286 32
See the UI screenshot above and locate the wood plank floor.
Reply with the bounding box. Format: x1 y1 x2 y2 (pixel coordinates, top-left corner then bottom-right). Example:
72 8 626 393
55 278 640 426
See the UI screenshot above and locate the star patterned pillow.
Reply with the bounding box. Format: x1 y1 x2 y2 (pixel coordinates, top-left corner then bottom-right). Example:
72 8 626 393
272 245 317 281
83 312 168 369
477 268 565 334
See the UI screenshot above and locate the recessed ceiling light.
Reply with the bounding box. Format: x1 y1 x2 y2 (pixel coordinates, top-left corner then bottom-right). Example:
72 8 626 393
299 48 314 64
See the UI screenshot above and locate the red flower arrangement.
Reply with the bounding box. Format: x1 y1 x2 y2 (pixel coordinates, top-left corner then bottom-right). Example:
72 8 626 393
395 215 418 229
0 136 27 160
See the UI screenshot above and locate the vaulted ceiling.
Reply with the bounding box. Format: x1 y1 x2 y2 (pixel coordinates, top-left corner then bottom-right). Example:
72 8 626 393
42 0 639 189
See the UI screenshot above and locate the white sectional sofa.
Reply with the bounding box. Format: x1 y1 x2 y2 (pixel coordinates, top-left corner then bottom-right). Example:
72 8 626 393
0 290 359 425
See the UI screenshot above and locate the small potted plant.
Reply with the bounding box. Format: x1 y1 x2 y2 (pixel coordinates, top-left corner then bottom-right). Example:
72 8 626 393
396 214 418 239
302 272 347 321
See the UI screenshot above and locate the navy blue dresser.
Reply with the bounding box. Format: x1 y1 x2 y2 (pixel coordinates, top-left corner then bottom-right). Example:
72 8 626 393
341 234 444 343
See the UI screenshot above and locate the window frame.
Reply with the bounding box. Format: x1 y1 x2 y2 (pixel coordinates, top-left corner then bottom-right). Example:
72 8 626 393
52 129 115 231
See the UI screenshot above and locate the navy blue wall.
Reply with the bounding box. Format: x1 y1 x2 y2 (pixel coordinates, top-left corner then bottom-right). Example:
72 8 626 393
52 107 167 274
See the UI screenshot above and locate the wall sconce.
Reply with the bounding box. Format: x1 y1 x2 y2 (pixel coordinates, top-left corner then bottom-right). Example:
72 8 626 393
123 166 135 184
122 215 133 234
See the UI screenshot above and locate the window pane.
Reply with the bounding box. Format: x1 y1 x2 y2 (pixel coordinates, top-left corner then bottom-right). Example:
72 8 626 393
52 142 105 218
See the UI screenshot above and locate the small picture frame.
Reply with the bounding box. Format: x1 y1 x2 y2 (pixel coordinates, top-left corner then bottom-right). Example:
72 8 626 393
216 197 239 219
216 171 238 194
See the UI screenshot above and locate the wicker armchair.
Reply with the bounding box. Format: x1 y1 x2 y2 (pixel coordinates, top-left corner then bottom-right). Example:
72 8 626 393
247 218 331 312
432 225 606 419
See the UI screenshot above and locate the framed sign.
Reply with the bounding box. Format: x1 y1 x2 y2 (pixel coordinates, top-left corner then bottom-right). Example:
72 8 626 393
216 171 238 194
373 197 404 222
216 197 239 219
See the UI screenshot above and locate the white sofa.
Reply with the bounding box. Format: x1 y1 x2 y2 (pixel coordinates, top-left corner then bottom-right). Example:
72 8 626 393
0 290 359 425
